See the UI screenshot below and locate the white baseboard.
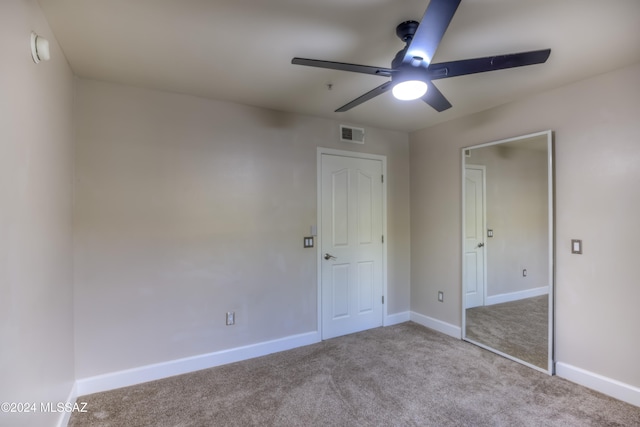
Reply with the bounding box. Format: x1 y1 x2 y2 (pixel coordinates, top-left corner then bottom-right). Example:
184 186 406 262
76 331 321 397
385 311 410 326
410 311 462 339
56 381 77 427
556 362 640 407
486 286 548 306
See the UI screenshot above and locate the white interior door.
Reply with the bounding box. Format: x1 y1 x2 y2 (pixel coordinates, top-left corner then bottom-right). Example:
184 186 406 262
464 166 486 308
320 153 383 339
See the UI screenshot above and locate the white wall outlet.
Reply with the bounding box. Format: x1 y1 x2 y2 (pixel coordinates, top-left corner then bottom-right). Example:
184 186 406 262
438 291 444 302
226 311 235 325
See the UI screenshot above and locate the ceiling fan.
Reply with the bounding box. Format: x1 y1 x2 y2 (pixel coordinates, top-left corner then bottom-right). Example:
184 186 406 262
291 0 550 113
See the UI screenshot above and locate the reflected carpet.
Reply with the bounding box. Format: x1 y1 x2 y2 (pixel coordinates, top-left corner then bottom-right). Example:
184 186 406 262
466 295 548 369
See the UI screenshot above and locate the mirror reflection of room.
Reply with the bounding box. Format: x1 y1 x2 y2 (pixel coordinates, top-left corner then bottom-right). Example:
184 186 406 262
463 133 551 371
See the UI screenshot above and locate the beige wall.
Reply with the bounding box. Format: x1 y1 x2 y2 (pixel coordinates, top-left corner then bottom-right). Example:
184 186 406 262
410 63 640 387
0 1 75 426
73 79 410 378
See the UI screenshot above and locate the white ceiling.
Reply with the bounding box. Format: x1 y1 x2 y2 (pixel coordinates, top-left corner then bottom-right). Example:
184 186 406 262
38 0 640 132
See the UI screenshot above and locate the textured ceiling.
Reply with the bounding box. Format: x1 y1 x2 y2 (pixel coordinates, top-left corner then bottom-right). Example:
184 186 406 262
38 0 640 132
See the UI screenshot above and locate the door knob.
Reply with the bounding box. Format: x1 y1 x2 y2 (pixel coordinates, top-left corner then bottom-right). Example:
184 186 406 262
324 253 337 260
477 242 485 248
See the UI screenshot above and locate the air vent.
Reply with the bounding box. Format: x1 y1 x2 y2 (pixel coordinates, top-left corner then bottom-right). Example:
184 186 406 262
340 125 365 144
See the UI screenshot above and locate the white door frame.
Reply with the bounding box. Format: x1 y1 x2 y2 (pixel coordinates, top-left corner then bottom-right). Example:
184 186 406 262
317 147 388 339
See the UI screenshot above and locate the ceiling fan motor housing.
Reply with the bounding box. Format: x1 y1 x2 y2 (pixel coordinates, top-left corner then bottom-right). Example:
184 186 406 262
392 65 429 85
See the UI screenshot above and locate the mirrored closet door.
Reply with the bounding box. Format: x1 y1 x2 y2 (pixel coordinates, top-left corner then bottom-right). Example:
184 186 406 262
462 130 554 374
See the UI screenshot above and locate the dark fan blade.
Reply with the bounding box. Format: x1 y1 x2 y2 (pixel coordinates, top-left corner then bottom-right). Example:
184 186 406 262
292 58 393 77
421 82 452 112
428 49 551 80
403 0 461 66
335 81 394 112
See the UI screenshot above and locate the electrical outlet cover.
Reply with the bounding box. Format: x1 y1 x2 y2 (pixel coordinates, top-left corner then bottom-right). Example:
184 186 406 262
226 312 235 325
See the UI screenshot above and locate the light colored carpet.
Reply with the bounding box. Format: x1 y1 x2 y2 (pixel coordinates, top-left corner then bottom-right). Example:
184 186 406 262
466 295 548 369
69 322 639 426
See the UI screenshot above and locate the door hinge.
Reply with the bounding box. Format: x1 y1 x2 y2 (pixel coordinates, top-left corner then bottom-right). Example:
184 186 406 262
381 174 384 183
382 235 384 243
382 296 385 304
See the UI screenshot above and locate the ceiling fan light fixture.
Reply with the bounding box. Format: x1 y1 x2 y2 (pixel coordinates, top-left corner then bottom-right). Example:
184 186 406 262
392 80 428 101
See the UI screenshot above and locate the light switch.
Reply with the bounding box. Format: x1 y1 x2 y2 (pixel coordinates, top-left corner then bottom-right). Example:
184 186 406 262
487 229 494 238
304 237 314 248
571 239 582 254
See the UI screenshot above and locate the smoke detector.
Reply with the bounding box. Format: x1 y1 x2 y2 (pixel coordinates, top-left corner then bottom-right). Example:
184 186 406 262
30 32 51 63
